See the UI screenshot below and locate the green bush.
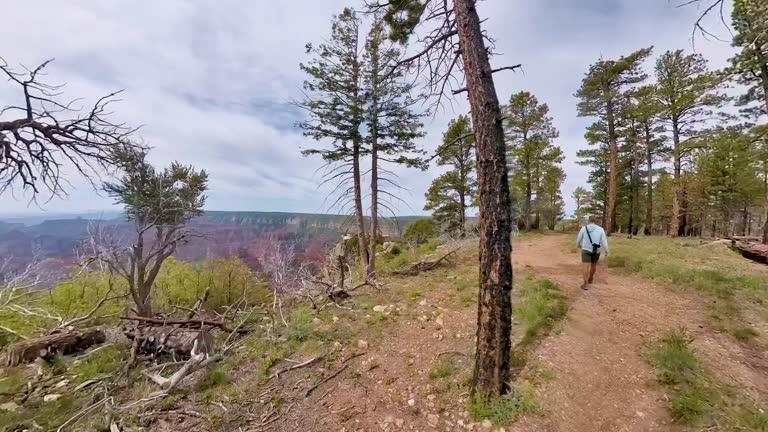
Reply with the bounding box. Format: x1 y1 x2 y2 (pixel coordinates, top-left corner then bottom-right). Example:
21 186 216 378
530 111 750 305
403 218 436 245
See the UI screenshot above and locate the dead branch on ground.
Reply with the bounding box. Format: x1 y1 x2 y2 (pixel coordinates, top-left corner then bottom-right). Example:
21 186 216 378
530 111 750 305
304 352 365 397
392 249 459 276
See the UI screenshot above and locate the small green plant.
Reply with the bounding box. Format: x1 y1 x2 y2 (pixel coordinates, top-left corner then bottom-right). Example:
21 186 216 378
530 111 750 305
71 344 125 383
651 330 715 425
429 357 456 380
408 290 424 300
653 330 699 386
260 346 285 377
286 306 314 342
468 385 538 424
195 367 230 391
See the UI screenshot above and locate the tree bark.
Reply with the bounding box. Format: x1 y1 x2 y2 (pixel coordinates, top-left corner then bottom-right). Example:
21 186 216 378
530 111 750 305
131 229 153 317
524 173 532 231
352 140 369 271
763 161 768 244
644 123 653 236
759 62 768 244
454 0 514 398
606 98 619 234
368 143 379 276
670 117 687 237
367 51 381 277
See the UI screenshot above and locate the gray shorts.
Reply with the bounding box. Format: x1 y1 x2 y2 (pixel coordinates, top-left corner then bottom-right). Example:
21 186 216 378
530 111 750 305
581 250 600 263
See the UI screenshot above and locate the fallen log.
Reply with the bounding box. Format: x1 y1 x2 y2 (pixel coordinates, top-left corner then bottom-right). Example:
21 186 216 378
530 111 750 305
3 328 106 366
393 249 458 276
731 240 768 265
122 326 197 362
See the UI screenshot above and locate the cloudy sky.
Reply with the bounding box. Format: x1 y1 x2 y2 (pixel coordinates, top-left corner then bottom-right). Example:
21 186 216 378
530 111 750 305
0 0 735 217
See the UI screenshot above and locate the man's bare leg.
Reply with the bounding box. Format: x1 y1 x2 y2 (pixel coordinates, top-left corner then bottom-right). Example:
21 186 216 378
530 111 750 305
588 262 598 283
581 262 590 289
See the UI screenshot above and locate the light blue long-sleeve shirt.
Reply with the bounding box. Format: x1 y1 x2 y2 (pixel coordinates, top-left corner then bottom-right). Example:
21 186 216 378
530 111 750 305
576 224 609 255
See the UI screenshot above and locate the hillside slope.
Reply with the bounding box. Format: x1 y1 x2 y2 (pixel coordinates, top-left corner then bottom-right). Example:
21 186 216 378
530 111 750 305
2 234 766 431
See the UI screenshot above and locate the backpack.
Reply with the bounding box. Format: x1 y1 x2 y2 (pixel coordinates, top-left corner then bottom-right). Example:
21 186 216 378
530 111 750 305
585 226 600 254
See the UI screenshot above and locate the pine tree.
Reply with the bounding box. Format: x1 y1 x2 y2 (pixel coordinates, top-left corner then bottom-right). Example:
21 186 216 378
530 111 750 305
627 85 669 235
363 17 426 275
424 116 477 236
696 129 762 236
577 121 610 223
730 0 768 121
539 165 566 230
504 91 560 230
576 48 653 234
752 125 768 242
654 50 725 237
572 186 593 221
376 0 515 398
730 0 768 241
102 146 208 317
298 9 369 268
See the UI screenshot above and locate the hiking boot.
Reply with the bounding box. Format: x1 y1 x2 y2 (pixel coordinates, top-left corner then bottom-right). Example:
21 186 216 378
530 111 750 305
580 282 589 290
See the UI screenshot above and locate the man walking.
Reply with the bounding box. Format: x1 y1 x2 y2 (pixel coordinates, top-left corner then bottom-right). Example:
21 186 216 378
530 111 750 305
576 215 609 290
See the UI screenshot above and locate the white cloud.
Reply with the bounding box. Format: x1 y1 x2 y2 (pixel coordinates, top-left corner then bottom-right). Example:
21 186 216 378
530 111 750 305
0 0 737 216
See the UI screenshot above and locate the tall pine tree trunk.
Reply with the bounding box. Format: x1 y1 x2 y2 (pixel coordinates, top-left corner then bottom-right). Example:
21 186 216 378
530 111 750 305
459 190 467 237
524 173 532 231
763 161 768 244
368 139 379 276
670 117 687 237
367 46 381 277
644 124 653 236
760 61 768 129
352 141 369 270
606 99 619 234
759 62 768 244
454 0 513 397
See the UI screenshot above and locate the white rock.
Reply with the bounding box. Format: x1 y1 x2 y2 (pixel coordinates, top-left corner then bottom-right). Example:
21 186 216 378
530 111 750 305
332 315 340 323
481 419 493 429
407 398 416 407
54 379 69 388
44 394 62 402
358 340 369 349
419 299 428 306
0 401 19 412
435 315 444 327
373 305 388 313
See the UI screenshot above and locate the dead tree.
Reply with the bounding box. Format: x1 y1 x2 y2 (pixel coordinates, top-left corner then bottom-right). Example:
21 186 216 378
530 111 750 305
0 57 135 199
368 0 516 397
256 236 300 327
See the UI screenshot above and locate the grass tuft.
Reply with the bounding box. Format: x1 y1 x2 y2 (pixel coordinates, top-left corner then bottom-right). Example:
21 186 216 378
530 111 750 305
513 277 568 356
650 329 767 429
468 385 539 424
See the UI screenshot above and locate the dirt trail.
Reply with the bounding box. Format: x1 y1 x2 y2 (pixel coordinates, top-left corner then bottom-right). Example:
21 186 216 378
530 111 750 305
247 235 765 432
511 234 767 432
